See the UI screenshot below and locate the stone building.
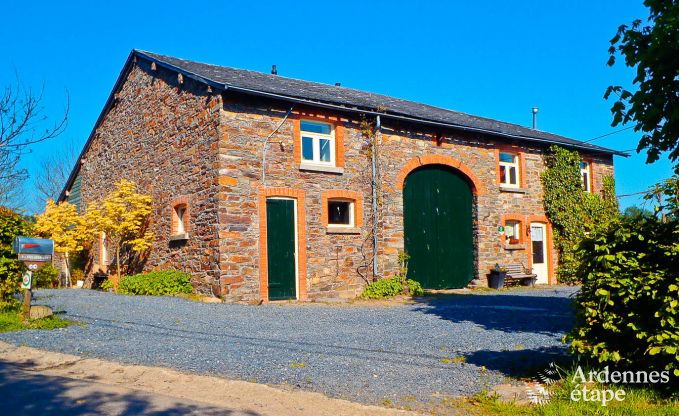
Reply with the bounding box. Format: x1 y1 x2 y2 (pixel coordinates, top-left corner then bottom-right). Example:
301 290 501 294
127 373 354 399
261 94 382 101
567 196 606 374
59 50 623 302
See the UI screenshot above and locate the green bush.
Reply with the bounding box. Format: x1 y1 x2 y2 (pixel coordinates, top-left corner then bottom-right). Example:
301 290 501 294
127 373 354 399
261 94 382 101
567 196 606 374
100 278 114 291
0 207 32 309
118 270 193 296
567 214 679 381
71 268 85 284
361 276 424 299
33 264 59 288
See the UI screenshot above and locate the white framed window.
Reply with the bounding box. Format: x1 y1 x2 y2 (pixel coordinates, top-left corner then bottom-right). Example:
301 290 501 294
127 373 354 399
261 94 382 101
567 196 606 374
505 220 521 243
327 199 354 227
580 161 591 192
499 152 520 188
301 120 335 166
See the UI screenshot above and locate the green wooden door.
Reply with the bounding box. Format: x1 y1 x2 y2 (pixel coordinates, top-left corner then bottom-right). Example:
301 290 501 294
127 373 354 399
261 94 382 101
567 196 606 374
403 165 473 289
266 199 297 300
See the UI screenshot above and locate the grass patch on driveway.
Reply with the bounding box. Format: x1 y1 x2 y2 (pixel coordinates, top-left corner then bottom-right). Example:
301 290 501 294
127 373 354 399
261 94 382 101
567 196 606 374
0 308 73 332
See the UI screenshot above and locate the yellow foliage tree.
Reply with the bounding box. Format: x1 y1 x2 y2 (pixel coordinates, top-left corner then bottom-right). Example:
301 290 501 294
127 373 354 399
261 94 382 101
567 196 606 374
34 200 92 287
88 180 154 289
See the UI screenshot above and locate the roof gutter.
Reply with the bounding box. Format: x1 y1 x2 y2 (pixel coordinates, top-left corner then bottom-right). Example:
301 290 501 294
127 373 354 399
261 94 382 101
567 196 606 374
222 85 628 157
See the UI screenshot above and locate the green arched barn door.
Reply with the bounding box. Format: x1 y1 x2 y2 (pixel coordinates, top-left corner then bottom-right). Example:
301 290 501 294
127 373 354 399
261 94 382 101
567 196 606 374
403 165 473 289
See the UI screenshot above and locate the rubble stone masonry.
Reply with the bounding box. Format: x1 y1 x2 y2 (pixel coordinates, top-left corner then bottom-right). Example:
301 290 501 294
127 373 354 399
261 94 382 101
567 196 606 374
73 56 614 301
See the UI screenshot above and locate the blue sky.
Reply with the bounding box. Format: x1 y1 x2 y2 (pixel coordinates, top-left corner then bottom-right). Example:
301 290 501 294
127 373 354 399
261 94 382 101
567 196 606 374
2 0 672 212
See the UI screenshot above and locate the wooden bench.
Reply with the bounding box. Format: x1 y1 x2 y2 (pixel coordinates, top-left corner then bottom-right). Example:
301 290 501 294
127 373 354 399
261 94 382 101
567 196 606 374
501 263 537 287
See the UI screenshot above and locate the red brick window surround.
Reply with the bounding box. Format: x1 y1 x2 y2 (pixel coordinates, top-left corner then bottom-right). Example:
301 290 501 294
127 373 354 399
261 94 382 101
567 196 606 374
170 196 190 237
321 190 363 228
495 147 527 189
293 112 345 169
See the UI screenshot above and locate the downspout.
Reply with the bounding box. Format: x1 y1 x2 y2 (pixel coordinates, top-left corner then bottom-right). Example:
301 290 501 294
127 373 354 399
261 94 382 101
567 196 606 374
372 115 381 279
262 106 294 186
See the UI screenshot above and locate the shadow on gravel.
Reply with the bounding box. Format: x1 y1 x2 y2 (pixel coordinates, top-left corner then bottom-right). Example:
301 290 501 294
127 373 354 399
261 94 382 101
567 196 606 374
462 345 572 377
0 359 257 416
411 292 576 335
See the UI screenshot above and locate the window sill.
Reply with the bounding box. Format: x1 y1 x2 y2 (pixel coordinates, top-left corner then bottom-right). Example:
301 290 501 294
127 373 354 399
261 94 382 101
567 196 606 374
300 163 344 174
499 186 528 194
170 233 189 241
326 227 361 235
504 243 526 251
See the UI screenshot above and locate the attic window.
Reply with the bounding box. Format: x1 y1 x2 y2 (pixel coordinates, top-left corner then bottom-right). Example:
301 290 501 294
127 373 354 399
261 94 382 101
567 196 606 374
300 121 335 166
499 152 520 188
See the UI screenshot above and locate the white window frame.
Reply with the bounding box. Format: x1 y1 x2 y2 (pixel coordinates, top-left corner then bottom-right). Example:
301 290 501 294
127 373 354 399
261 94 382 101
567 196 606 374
327 199 355 228
300 120 336 167
499 152 520 188
580 161 591 193
505 220 521 243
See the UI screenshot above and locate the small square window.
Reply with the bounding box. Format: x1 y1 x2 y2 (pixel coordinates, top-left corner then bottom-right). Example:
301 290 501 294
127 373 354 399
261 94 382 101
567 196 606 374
300 120 335 166
505 221 521 243
328 200 354 227
499 152 520 188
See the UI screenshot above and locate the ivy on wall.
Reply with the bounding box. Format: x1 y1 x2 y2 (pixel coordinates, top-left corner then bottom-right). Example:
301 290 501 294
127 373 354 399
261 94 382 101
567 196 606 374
541 145 619 284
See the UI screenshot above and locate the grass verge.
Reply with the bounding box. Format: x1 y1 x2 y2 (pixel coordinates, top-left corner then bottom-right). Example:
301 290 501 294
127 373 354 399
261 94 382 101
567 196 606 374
0 308 73 332
446 380 678 415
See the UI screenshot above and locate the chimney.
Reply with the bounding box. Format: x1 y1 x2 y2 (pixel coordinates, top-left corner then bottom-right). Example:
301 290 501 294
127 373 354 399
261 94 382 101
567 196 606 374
531 107 539 129
271 65 277 75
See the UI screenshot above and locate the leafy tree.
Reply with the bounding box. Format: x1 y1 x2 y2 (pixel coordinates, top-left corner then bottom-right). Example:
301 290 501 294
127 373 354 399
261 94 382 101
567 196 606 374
621 205 654 220
34 200 92 287
0 207 32 308
88 180 154 289
605 1 679 170
542 146 619 283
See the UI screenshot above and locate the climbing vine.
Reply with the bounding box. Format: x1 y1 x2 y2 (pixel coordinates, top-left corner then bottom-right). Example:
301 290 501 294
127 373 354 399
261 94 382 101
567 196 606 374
541 145 619 284
356 115 384 283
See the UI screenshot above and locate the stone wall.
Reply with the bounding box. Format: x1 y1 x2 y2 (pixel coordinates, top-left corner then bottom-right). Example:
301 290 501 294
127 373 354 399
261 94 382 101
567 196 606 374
70 57 615 301
73 59 223 294
215 97 615 301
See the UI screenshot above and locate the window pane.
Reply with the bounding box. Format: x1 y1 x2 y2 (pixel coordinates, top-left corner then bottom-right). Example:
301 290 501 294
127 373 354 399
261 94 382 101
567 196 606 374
582 173 589 191
302 136 314 161
509 166 517 185
505 222 516 238
499 152 516 163
499 165 507 183
319 139 331 162
580 161 588 169
301 121 331 134
328 201 351 225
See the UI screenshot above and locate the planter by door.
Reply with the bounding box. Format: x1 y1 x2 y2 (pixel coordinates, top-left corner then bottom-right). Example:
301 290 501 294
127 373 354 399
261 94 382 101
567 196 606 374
266 198 297 300
530 222 549 284
489 271 506 289
403 165 474 289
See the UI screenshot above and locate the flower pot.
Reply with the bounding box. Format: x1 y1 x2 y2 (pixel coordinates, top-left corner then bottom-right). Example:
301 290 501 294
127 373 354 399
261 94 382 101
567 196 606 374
489 271 506 289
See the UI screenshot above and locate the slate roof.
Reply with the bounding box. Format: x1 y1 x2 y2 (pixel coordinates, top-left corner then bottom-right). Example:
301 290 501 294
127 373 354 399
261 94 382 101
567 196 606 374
136 50 624 156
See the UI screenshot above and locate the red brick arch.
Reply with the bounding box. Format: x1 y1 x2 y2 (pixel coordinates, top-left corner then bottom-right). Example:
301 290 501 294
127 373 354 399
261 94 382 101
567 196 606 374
395 155 486 195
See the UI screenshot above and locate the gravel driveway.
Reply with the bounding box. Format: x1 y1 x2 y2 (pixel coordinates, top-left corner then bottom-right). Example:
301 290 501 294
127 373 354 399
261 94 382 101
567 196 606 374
0 287 578 408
